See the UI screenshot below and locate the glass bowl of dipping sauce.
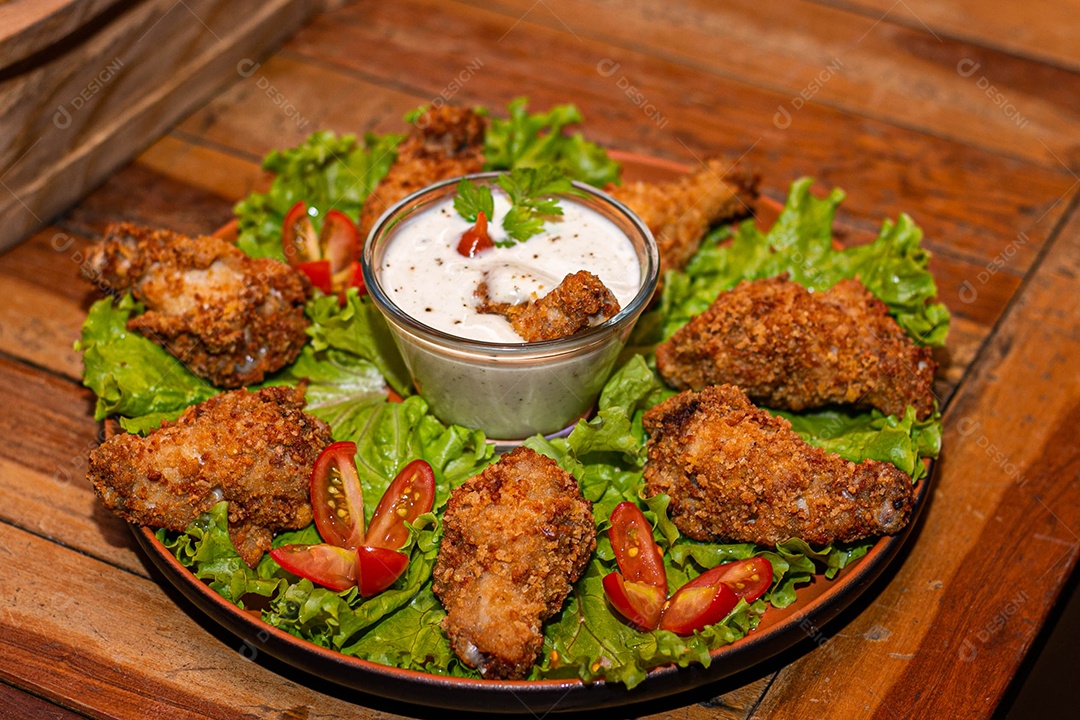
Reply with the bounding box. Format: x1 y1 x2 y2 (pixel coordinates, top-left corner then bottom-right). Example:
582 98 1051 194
362 172 658 442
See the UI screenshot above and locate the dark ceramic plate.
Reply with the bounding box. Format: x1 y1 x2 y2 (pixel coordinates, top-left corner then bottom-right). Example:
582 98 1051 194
129 153 936 713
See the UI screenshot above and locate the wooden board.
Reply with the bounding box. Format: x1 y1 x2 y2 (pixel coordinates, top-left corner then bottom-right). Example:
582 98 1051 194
0 0 315 253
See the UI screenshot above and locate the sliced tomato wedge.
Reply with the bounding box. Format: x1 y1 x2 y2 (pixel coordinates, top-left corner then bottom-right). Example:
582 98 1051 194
296 259 333 294
602 572 666 630
270 544 357 592
355 545 409 597
456 211 493 257
683 557 773 603
311 441 366 549
321 210 360 273
337 261 366 303
608 502 667 591
282 201 320 265
365 459 436 551
281 203 364 298
659 581 739 635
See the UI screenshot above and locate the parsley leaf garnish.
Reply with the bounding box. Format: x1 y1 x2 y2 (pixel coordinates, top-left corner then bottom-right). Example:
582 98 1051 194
452 167 585 247
496 167 582 245
452 178 494 222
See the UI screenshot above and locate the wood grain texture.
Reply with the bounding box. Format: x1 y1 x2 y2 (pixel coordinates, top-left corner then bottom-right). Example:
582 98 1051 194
823 0 1080 73
0 0 122 65
465 0 1080 170
0 0 311 252
0 680 86 720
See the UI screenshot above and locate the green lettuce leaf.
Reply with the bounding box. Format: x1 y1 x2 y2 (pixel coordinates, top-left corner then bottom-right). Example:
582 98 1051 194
484 97 621 188
234 130 402 260
777 405 941 482
157 502 280 605
287 288 412 403
658 177 950 345
76 295 217 422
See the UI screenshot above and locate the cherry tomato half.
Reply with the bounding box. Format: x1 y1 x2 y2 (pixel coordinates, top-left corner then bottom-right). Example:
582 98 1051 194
311 441 366 549
608 502 667 591
457 211 494 257
321 210 360 274
270 544 357 592
296 259 334 294
356 545 409 597
684 557 773 603
282 201 321 265
365 459 436 551
281 203 365 298
602 572 667 630
336 261 366 304
659 581 739 636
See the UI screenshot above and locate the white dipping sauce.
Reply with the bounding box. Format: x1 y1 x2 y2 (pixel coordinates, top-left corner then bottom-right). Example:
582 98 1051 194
379 191 641 342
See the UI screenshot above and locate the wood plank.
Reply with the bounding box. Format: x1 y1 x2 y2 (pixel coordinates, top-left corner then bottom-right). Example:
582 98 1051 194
0 357 144 574
0 524 399 719
0 0 121 66
265 0 1074 272
136 134 264 203
822 0 1080 73
0 681 86 720
0 273 89 381
0 226 100 380
0 0 311 252
174 54 426 160
57 161 236 240
463 0 1080 170
750 201 1080 717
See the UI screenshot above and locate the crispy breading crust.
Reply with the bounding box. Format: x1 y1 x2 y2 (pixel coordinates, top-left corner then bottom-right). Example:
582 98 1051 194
608 158 758 283
656 275 937 420
85 223 311 388
87 386 333 566
358 106 488 239
643 385 914 547
475 270 621 341
432 447 595 679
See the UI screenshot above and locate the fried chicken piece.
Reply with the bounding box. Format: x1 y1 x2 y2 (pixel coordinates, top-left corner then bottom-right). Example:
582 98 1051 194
87 386 333 567
432 447 595 679
643 385 913 547
475 270 621 341
608 158 758 281
358 105 487 239
656 276 937 420
85 223 311 388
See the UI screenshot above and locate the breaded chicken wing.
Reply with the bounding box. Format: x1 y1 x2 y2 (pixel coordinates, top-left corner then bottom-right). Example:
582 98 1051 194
643 385 914 547
608 159 758 281
85 223 311 388
358 105 487 239
432 447 595 679
656 275 937 420
88 386 333 566
475 270 620 341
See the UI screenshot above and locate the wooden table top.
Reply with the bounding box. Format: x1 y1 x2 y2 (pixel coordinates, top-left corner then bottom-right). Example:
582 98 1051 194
1 1 1077 717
